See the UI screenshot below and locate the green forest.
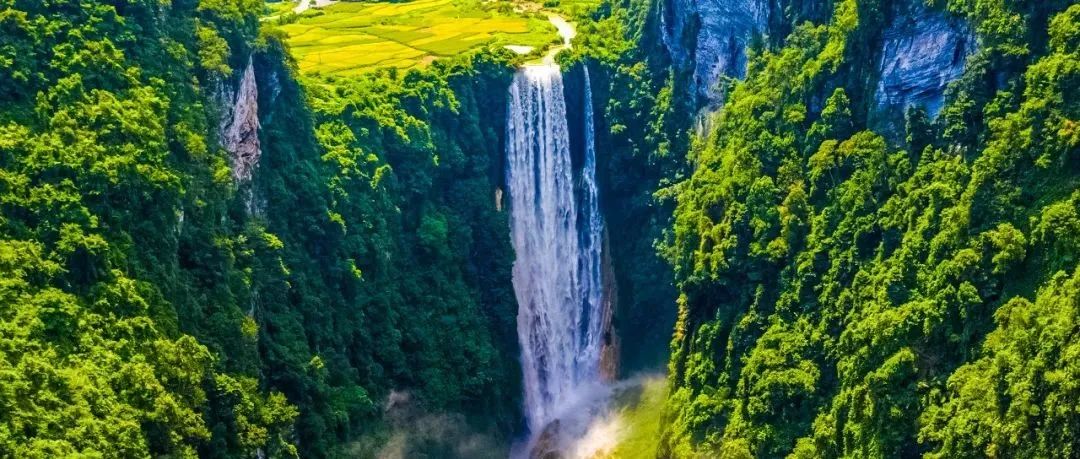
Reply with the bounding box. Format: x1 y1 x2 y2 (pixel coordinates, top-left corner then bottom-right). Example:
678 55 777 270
0 0 1076 456
659 1 1080 457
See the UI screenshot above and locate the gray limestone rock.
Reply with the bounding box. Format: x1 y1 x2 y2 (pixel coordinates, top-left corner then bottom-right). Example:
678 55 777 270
660 0 770 107
659 0 974 120
219 57 261 183
875 3 974 118
693 0 769 105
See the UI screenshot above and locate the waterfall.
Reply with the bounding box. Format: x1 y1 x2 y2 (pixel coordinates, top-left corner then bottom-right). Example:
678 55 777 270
578 66 604 380
506 63 606 441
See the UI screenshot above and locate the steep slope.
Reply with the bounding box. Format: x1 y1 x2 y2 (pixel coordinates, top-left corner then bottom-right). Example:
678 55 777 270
0 0 529 456
0 0 296 456
2 0 1077 457
245 45 526 457
656 0 1080 457
873 1 974 120
660 0 769 108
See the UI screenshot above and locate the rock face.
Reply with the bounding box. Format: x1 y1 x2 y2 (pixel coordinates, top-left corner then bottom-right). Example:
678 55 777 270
599 229 619 382
528 420 563 459
658 0 695 69
660 0 973 118
660 0 769 107
220 57 261 183
875 3 974 118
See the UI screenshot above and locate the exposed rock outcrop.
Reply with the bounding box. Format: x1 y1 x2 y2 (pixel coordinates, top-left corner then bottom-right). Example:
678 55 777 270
661 0 973 120
219 57 261 183
875 3 974 118
599 229 619 382
660 0 769 108
658 0 695 70
529 420 563 459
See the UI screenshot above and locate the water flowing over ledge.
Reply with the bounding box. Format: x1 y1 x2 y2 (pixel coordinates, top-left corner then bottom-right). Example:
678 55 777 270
505 62 611 457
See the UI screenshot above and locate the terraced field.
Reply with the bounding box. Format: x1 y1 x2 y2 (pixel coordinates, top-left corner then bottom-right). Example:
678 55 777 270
272 0 559 76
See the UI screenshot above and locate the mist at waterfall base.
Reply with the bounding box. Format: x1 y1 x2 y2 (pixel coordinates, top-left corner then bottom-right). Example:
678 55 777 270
508 378 664 459
504 63 619 458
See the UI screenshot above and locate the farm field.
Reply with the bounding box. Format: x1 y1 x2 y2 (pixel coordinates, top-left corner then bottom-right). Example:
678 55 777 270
269 0 560 76
264 0 294 17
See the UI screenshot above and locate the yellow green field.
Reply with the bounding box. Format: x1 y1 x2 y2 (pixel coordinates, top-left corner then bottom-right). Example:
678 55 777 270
269 0 560 76
264 0 295 17
606 377 667 459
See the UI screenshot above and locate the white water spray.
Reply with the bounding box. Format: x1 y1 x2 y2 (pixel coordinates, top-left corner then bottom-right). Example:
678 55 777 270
506 63 606 451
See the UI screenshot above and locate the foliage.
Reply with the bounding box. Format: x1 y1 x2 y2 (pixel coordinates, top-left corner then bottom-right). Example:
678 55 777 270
0 0 295 456
248 44 525 456
4 0 1077 457
0 0 524 456
660 1 1080 457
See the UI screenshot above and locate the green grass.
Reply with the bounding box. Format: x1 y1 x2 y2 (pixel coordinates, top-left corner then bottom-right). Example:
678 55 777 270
263 0 295 17
269 0 560 76
606 377 667 459
539 0 601 21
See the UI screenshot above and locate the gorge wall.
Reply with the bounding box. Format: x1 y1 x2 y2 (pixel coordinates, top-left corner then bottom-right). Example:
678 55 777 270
3 0 1076 457
219 57 262 184
247 46 529 457
661 0 770 107
648 0 1080 457
659 0 975 116
874 1 975 120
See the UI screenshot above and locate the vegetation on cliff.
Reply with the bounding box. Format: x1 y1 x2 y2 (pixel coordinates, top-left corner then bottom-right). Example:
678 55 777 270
660 1 1079 457
0 0 295 455
1 0 1076 456
251 44 526 456
0 0 530 456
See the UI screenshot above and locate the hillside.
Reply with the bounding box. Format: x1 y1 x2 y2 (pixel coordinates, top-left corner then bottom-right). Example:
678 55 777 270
0 0 1076 457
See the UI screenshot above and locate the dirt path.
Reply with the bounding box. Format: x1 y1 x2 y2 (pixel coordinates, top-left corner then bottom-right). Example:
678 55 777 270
505 12 577 65
540 13 576 64
293 0 335 14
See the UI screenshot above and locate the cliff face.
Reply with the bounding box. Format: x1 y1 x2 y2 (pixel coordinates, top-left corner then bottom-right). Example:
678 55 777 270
656 0 1080 457
599 229 619 382
661 0 972 118
874 2 974 118
661 0 769 108
219 57 262 183
693 0 769 106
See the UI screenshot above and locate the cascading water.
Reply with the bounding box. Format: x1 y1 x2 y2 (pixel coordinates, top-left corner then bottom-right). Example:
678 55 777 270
506 63 606 453
577 66 604 379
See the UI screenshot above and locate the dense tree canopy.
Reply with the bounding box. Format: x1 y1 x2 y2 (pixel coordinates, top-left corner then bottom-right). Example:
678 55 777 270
0 0 525 456
658 1 1079 457
1 0 1076 456
0 0 297 456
